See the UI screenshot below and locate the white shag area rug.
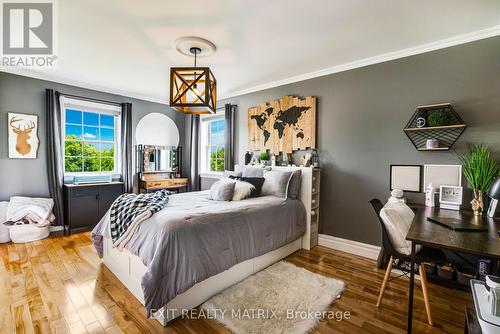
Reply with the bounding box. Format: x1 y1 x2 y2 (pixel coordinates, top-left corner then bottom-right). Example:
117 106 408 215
201 261 345 334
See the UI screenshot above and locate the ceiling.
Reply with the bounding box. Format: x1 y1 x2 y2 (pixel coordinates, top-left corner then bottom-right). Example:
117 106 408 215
4 0 500 104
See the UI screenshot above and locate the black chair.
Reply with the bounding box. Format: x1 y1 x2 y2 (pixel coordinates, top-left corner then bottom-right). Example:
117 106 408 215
370 198 446 326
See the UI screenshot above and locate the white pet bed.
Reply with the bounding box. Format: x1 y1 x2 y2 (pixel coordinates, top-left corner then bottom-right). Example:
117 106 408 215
8 224 49 243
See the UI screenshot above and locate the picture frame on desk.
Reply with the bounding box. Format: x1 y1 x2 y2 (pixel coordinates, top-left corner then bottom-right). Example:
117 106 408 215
439 185 463 211
389 164 423 193
423 165 462 189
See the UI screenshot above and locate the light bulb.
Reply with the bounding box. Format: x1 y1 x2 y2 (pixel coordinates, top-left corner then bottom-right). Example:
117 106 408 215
188 84 200 102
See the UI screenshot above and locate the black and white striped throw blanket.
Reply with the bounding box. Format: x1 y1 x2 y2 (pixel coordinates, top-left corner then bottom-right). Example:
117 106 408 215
110 190 171 250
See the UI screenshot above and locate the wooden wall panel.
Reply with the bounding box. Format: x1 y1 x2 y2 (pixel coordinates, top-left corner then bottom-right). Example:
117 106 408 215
248 96 316 154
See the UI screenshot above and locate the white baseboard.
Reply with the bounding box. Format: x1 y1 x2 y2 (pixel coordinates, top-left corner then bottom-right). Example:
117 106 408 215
318 234 422 280
318 234 381 260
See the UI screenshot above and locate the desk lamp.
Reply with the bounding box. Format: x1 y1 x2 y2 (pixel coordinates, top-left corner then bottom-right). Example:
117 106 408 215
487 177 500 218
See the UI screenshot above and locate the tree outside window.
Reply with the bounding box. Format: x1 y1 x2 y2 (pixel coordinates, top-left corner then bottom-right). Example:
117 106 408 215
63 108 118 174
208 118 224 172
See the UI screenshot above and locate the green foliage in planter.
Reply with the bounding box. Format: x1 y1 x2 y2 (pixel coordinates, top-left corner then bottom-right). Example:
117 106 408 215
460 144 500 191
427 109 450 127
259 151 270 161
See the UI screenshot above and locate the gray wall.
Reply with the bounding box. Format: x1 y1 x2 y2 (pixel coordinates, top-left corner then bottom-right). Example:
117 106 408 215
0 72 187 200
221 36 500 246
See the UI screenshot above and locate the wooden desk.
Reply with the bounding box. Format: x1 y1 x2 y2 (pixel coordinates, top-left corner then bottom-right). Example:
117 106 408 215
465 304 482 334
405 206 500 334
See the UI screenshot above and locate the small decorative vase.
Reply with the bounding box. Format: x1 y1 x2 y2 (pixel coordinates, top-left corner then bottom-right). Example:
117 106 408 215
426 138 439 149
471 190 484 216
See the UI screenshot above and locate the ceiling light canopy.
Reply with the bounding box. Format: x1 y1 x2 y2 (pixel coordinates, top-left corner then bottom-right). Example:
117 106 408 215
170 37 217 114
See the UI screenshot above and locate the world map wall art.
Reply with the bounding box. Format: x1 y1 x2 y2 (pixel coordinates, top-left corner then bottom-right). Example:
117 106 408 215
248 96 316 154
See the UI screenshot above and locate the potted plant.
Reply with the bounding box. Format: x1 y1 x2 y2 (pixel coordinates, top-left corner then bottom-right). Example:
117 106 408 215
259 151 270 166
460 144 500 215
427 109 450 127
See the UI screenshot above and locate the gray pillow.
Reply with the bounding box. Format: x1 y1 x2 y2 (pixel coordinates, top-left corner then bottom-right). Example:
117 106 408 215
242 167 265 177
223 170 242 178
287 170 302 199
209 179 236 201
261 171 293 198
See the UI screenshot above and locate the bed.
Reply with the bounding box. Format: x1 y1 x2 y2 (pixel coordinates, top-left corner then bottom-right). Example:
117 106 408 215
91 166 315 326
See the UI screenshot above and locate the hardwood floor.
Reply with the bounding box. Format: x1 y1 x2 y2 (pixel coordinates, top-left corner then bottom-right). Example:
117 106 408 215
0 233 470 334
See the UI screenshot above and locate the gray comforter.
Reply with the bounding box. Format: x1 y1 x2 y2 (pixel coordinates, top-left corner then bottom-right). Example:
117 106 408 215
91 190 306 315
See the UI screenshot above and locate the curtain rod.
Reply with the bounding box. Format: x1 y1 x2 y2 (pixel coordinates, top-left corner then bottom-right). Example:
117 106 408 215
58 92 123 107
215 104 236 111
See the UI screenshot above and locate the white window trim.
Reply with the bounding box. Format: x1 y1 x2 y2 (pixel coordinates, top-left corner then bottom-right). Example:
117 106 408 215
199 112 225 175
60 96 122 176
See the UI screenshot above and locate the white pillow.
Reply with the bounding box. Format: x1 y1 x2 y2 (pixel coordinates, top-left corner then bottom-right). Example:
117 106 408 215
232 181 255 201
379 199 422 255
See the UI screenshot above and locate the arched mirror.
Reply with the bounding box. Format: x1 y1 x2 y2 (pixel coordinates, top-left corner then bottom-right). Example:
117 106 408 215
135 113 180 173
135 112 179 146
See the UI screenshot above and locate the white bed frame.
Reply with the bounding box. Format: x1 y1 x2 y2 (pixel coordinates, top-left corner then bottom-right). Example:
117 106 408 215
102 166 314 326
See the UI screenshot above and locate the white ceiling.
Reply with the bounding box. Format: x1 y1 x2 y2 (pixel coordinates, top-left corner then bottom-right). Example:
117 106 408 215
4 0 500 104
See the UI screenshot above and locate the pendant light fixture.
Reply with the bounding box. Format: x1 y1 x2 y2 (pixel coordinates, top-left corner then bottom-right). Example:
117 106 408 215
170 38 217 114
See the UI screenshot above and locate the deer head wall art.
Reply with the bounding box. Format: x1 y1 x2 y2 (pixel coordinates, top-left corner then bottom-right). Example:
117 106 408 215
8 113 39 159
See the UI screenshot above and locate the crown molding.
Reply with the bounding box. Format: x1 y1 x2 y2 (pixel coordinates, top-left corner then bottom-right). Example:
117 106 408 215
2 25 500 103
0 68 170 105
220 24 500 99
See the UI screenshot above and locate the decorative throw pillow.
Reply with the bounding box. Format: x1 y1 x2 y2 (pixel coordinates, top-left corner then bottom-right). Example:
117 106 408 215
287 170 302 199
223 170 242 178
242 167 265 177
232 181 256 201
379 199 422 255
229 176 265 197
261 171 293 199
208 179 236 201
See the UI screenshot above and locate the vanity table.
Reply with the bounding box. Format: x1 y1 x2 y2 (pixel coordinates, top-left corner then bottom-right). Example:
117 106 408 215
136 144 188 193
139 174 189 193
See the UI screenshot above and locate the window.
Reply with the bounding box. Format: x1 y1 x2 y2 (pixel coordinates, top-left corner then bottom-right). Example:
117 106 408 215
200 115 225 173
61 97 121 175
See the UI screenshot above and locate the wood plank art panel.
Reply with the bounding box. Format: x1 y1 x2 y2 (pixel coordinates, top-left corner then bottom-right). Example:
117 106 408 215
248 96 316 154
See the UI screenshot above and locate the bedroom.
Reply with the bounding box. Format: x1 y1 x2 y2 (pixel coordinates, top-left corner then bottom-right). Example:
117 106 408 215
1 1 500 333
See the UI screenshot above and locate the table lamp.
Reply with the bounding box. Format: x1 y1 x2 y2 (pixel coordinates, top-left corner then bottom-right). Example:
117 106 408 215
487 177 500 218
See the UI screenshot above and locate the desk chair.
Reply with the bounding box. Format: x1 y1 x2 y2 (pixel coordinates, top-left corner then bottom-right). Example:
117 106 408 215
370 199 446 326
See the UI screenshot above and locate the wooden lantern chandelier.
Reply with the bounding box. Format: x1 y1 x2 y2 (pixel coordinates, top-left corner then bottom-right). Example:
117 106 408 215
170 47 217 114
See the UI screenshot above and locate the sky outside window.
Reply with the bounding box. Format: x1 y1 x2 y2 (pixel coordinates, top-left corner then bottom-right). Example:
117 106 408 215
64 108 117 173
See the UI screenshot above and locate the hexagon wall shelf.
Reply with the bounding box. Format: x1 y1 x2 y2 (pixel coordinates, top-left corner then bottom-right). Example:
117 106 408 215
404 103 466 151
